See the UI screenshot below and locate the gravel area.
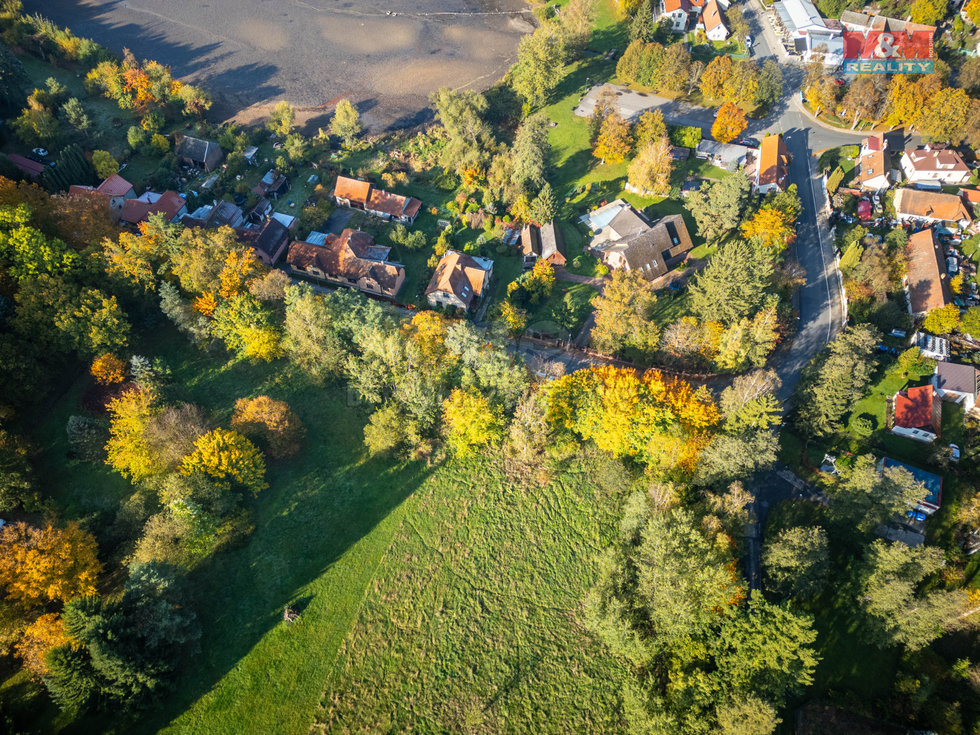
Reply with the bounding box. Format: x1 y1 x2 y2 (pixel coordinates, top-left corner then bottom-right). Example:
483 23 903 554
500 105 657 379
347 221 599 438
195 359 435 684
25 0 534 131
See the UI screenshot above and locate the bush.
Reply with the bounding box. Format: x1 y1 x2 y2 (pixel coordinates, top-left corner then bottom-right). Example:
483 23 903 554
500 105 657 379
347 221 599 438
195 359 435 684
91 150 118 179
852 415 874 437
668 124 701 148
66 416 108 462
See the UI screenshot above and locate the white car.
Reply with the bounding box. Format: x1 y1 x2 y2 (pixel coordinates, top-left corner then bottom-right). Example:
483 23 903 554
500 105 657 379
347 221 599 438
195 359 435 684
745 35 754 47
950 444 961 462
31 147 48 157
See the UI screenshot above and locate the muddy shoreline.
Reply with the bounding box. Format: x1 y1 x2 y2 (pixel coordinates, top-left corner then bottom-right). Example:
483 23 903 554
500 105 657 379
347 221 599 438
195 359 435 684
24 0 534 131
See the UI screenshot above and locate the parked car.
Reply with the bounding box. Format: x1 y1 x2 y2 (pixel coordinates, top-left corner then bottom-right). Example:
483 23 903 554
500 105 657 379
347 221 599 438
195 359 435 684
31 147 48 157
950 444 961 462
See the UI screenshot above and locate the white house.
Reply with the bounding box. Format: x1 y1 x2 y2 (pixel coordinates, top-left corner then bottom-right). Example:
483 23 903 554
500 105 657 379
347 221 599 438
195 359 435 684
773 0 843 65
888 385 941 443
901 146 973 187
933 362 980 412
698 0 729 40
425 250 494 311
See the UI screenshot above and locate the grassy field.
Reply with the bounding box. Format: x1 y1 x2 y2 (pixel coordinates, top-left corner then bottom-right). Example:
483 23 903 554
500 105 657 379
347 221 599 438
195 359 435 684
314 451 630 734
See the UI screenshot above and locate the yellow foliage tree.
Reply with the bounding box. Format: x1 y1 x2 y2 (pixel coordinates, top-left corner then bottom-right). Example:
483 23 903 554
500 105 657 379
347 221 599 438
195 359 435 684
442 388 505 456
699 55 733 102
711 102 747 144
403 310 457 367
181 428 268 494
593 112 634 164
741 206 795 250
193 291 218 317
90 353 127 385
16 613 69 678
218 249 260 299
0 522 101 606
230 396 305 458
105 387 159 481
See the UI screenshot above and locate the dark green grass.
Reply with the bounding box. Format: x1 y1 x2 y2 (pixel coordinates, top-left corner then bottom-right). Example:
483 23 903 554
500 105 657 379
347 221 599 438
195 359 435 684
315 453 630 734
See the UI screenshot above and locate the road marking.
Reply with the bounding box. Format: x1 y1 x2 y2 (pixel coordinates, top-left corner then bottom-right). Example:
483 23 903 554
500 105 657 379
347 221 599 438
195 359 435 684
799 134 835 346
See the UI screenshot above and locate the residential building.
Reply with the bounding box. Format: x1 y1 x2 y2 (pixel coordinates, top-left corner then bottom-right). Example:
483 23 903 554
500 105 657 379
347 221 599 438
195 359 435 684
698 0 729 40
119 190 187 226
772 0 843 64
425 249 493 310
333 175 422 224
879 457 943 515
855 136 897 191
901 146 972 187
933 362 980 412
238 217 291 266
913 331 950 361
175 134 224 172
840 11 935 37
521 222 568 267
286 228 405 298
181 200 245 229
592 210 695 282
253 169 290 200
894 188 972 227
904 228 953 316
960 188 980 217
696 140 755 170
656 0 702 32
754 134 790 194
69 173 137 217
887 384 941 443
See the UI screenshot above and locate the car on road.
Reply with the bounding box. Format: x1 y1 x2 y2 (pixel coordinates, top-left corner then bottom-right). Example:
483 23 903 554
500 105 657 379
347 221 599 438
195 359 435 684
745 34 753 47
737 137 760 148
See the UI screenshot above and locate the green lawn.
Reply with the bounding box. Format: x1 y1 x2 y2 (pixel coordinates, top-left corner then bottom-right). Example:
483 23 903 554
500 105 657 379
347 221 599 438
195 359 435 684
315 451 630 733
524 280 599 337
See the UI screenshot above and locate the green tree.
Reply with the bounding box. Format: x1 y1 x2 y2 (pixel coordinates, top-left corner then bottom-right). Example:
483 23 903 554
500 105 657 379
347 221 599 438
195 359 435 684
696 429 777 487
330 98 362 147
717 695 781 735
60 97 90 131
510 113 550 193
629 0 657 42
754 59 784 109
763 526 829 600
720 369 782 432
831 454 928 533
442 387 504 456
91 149 119 179
896 346 936 376
793 325 878 437
267 100 295 138
685 170 751 242
634 108 667 148
430 87 495 174
283 284 347 382
922 303 960 334
510 25 566 108
689 238 773 326
590 269 661 360
961 306 980 337
856 540 968 650
529 182 557 224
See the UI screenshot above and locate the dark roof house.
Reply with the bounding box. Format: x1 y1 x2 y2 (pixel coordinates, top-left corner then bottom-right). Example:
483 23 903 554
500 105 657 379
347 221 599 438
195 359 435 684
238 217 290 266
599 213 694 281
521 222 567 266
175 135 224 172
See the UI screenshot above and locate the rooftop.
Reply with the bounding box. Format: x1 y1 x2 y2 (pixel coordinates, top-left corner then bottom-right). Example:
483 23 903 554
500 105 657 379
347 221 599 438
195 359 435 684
905 228 952 314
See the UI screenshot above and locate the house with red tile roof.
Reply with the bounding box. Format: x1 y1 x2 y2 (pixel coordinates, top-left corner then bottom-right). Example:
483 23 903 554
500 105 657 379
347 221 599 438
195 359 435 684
333 175 421 224
901 146 972 187
119 190 187 226
894 189 972 228
9 154 45 178
697 0 729 40
904 228 953 316
286 229 405 298
754 135 790 194
425 250 494 311
888 384 941 443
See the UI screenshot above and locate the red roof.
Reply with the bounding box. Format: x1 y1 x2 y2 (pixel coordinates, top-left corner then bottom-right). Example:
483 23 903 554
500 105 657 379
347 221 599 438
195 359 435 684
120 190 185 224
9 154 45 177
894 385 935 430
96 173 134 197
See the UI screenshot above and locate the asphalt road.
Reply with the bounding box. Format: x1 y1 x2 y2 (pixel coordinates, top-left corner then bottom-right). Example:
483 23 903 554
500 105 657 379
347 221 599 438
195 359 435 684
25 0 532 130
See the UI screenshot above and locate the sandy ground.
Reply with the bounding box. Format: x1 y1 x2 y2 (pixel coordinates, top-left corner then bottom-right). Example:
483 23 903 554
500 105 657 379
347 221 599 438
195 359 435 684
25 0 534 131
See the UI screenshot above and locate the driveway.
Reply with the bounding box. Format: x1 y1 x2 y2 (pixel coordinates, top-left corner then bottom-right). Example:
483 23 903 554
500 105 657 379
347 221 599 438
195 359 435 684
323 208 354 235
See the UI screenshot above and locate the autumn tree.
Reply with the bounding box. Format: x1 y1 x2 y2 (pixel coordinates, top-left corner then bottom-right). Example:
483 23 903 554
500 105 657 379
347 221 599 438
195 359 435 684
16 613 69 678
231 396 305 458
212 294 283 361
91 150 118 179
103 215 179 291
922 304 960 334
920 87 970 142
741 205 794 250
593 111 633 164
105 387 160 481
181 428 267 495
590 269 661 360
910 0 948 25
442 388 505 456
634 109 667 148
699 55 733 103
267 100 295 138
723 60 760 111
330 98 362 147
0 522 101 605
627 135 673 196
559 0 597 49
840 76 886 128
90 353 126 385
711 102 747 144
282 285 347 382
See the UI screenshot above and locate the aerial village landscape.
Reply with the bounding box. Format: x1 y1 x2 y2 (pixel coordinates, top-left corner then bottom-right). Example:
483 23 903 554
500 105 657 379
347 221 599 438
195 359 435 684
0 0 979 732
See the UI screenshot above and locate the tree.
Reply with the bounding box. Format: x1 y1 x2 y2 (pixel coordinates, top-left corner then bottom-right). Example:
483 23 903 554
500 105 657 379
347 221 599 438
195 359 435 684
685 170 750 242
966 0 980 25
741 206 794 250
181 428 267 495
17 613 69 678
560 0 597 48
634 108 667 148
696 429 777 486
896 346 936 376
497 300 528 341
689 239 773 326
886 74 926 130
832 455 928 533
283 285 347 381
919 87 970 142
793 325 878 437
629 0 657 42
212 293 283 361
805 76 840 117
442 388 504 456
590 269 661 360
841 76 886 128
529 182 557 225
430 87 495 173
0 522 101 605
717 696 781 735
763 526 829 600
723 60 760 111
90 150 118 180
106 387 160 481
711 102 747 144
960 306 980 337
720 369 782 432
510 25 566 108
231 396 305 458
857 540 967 650
0 428 37 513
699 55 733 102
510 113 550 193
267 100 295 138
90 353 126 385
593 111 633 164
755 59 783 109
142 403 210 473
627 136 672 196
330 98 362 147
910 0 948 25
922 303 960 334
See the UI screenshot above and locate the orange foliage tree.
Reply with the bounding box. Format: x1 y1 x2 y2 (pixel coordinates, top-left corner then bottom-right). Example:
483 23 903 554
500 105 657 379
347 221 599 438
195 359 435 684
0 522 101 605
230 396 306 458
711 102 747 144
16 613 70 678
90 353 127 385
